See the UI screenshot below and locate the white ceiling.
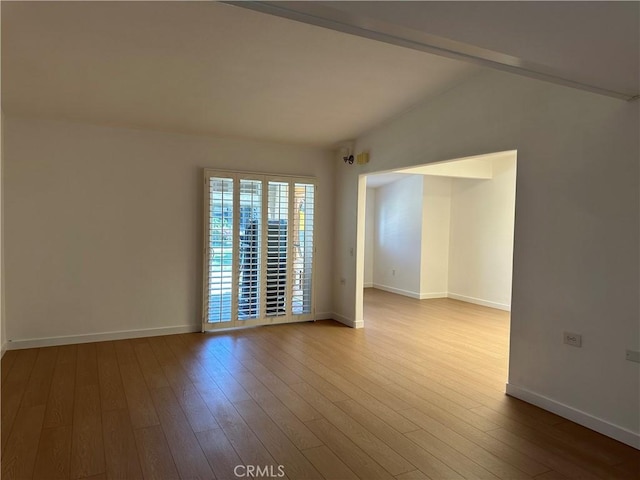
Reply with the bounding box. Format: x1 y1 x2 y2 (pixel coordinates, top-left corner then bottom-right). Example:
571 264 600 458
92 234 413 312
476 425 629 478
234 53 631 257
2 2 637 148
249 1 639 99
1 1 477 147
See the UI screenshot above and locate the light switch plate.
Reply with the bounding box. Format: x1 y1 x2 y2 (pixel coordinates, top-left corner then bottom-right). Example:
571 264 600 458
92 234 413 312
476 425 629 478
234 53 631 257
563 332 582 347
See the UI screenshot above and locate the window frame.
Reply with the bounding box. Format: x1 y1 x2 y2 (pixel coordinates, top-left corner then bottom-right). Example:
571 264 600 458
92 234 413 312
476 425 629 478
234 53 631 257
202 169 316 332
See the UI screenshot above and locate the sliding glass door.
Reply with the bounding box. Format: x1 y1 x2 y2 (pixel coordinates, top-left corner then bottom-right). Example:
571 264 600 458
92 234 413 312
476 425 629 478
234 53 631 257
203 170 315 331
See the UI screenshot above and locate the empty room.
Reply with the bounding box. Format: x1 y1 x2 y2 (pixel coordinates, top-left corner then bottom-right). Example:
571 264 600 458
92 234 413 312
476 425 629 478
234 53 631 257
1 2 639 480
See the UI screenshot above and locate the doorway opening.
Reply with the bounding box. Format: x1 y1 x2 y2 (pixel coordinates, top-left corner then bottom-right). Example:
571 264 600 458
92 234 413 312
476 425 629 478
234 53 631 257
355 150 518 321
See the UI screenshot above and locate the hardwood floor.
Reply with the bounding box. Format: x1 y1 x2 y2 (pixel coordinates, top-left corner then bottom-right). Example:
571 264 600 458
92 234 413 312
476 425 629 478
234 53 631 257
2 289 638 479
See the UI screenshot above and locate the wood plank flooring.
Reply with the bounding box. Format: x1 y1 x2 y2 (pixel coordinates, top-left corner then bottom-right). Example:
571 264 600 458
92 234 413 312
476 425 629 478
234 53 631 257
2 289 638 479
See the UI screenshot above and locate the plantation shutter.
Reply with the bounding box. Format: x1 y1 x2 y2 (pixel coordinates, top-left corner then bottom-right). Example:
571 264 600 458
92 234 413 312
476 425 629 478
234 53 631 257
238 179 262 320
292 183 315 315
203 171 315 330
206 176 234 324
266 181 289 317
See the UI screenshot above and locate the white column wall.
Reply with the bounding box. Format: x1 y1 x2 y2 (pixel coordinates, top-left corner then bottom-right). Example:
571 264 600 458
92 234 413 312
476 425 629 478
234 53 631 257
420 176 452 299
363 187 376 288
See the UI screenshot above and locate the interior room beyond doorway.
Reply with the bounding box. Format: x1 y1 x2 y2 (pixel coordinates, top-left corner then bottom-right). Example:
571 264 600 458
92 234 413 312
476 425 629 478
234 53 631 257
361 150 517 311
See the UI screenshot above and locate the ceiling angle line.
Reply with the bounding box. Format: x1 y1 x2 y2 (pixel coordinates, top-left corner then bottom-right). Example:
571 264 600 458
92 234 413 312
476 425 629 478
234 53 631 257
227 1 635 102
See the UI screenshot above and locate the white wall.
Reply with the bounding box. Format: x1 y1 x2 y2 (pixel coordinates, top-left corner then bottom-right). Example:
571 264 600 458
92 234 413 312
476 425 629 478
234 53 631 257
448 154 516 309
373 175 423 297
0 109 4 357
342 70 639 446
363 187 375 287
1 7 5 356
420 175 451 298
4 117 335 346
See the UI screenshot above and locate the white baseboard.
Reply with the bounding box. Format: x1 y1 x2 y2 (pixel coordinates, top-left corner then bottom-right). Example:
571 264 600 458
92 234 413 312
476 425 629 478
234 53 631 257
332 312 363 329
371 286 507 311
363 283 374 288
4 324 202 350
448 292 511 311
373 283 421 299
1 342 6 358
419 292 448 300
314 311 334 321
506 383 640 449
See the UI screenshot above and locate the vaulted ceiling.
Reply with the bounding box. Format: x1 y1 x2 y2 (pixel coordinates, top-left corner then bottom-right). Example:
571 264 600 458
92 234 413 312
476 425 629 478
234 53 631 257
2 1 637 147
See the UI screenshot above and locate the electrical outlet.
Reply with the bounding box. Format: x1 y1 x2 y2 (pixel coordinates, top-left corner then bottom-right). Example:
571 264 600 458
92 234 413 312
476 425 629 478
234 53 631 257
626 350 640 363
392 269 396 276
563 332 582 347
